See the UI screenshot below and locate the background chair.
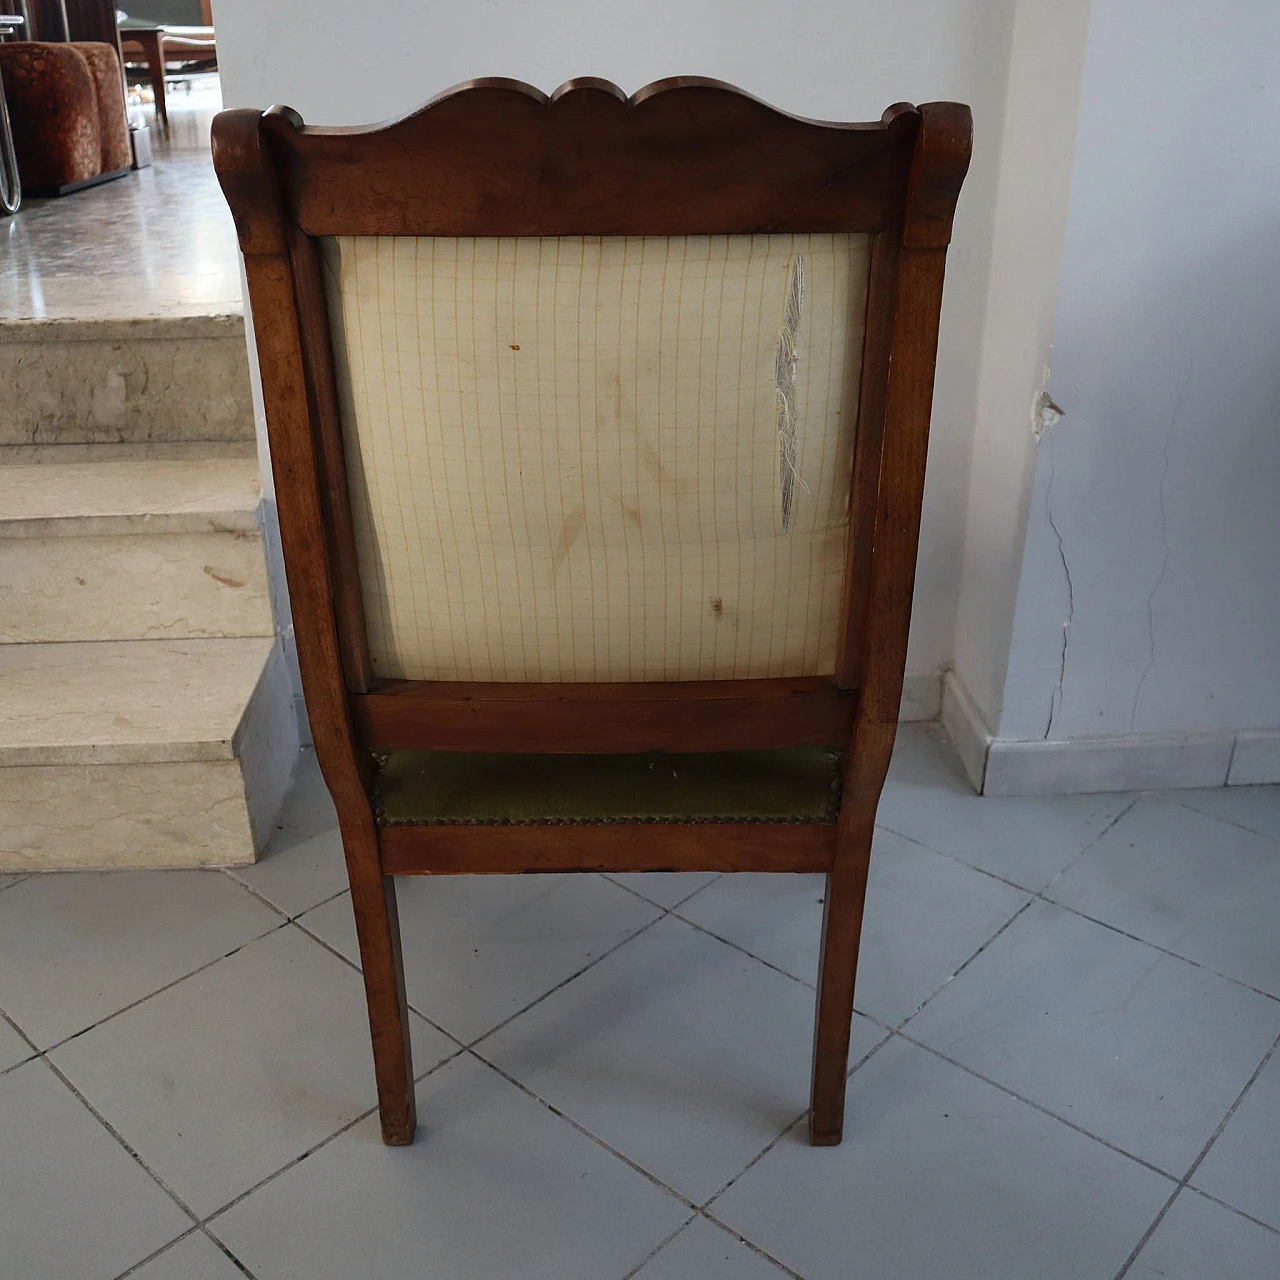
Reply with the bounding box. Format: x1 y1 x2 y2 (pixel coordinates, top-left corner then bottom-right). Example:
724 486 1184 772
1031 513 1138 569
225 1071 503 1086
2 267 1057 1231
213 78 971 1148
119 0 216 133
0 38 129 194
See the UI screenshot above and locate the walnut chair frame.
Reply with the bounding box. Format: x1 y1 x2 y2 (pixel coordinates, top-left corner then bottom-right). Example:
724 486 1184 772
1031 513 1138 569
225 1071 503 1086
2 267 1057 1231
212 77 971 1148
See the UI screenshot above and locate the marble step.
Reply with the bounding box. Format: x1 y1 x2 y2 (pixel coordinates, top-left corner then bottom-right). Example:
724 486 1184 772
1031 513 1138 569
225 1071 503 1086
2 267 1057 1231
0 315 256 445
0 458 273 642
0 637 298 870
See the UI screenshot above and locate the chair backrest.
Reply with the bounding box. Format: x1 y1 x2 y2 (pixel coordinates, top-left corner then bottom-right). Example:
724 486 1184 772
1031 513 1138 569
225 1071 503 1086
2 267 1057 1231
213 79 970 778
321 230 869 683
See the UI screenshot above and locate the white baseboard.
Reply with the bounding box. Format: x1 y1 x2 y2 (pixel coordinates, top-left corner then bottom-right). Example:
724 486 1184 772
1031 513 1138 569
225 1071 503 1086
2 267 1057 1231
983 733 1235 796
938 669 1280 796
940 670 990 791
1228 731 1280 786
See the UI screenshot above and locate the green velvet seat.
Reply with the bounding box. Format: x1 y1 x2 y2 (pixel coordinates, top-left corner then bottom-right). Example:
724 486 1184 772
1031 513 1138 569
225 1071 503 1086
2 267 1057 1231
373 747 843 826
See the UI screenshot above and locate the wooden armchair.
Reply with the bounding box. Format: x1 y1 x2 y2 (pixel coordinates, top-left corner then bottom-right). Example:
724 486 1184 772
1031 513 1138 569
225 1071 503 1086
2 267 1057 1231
212 78 971 1148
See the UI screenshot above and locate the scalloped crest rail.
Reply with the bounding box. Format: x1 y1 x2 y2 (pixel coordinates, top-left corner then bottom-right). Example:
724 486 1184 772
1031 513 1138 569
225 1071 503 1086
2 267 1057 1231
212 76 971 1149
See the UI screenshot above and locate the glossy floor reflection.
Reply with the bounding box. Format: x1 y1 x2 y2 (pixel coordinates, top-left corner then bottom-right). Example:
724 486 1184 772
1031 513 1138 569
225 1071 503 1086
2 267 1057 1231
0 78 240 321
2 727 1279 1279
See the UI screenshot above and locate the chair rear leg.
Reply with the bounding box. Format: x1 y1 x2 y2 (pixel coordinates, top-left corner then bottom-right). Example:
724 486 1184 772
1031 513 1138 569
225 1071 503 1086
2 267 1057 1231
809 810 875 1145
343 826 416 1145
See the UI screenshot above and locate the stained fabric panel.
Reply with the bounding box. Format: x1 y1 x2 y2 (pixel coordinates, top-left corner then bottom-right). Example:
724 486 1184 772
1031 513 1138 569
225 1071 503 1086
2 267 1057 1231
322 234 870 682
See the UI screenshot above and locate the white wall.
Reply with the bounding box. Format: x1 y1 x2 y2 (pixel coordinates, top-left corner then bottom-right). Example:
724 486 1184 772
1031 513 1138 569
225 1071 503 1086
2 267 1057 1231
998 0 1280 746
947 0 1093 732
211 0 1026 700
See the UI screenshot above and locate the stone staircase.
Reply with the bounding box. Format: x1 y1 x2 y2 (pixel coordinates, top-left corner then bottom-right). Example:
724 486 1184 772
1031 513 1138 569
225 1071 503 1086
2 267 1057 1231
0 313 298 870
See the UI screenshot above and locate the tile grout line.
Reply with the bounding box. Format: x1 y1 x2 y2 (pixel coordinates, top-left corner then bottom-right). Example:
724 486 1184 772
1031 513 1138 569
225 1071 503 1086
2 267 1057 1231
615 1213 699 1280
16 777 1278 1277
199 1227 260 1280
895 1027 1182 1184
699 1029 895 1214
213 875 863 1272
1109 1186 1183 1280
1179 1027 1280 1186
287 873 673 1054
1039 791 1145 893
2 864 344 1071
109 1223 261 1280
218 866 354 923
1113 1027 1280 1279
890 897 1038 1030
465 1040 703 1213
109 1225 203 1280
688 1034 902 1279
1171 793 1277 840
283 914 470 1054
0 913 296 1080
603 870 725 913
40 1053 204 1227
201 1043 466 1233
462 908 673 1053
0 1004 39 1057
1189 1187 1280 1241
875 785 1142 902
0 872 428 1280
692 1215 809 1280
883 793 1280 1009
1034 896 1280 1007
668 911 820 995
38 916 295 1057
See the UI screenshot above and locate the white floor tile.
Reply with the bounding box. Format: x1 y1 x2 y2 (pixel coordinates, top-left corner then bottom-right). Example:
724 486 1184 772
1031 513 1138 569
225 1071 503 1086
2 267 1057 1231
605 871 721 909
1192 1043 1280 1230
633 1216 791 1279
208 1053 688 1280
877 727 1133 890
890 721 930 756
0 870 282 1048
300 873 661 1042
226 748 350 918
908 900 1280 1175
673 871 827 986
712 1037 1172 1280
50 925 456 1218
480 915 884 1204
676 834 1029 1025
1178 784 1280 841
0 1059 191 1280
1130 1190 1280 1279
130 1231 248 1280
0 1014 34 1073
1048 797 1280 996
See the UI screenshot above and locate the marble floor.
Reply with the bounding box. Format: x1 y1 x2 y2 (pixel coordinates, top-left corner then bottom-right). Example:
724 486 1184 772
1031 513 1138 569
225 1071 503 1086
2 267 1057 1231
0 78 241 321
2 723 1279 1278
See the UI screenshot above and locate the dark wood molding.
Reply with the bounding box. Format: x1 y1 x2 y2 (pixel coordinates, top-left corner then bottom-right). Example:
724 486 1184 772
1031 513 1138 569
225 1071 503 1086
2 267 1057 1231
252 77 923 238
381 820 836 876
352 677 855 754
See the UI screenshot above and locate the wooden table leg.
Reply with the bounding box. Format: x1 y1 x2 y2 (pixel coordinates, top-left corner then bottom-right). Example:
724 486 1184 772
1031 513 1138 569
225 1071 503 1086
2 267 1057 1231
133 29 167 134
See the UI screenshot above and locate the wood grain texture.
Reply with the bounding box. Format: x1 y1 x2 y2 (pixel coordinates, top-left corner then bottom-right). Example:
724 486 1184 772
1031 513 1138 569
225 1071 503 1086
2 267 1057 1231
212 81 972 1149
214 108 415 1144
811 101 971 1143
287 226 373 693
353 678 854 753
256 79 921 238
381 821 836 876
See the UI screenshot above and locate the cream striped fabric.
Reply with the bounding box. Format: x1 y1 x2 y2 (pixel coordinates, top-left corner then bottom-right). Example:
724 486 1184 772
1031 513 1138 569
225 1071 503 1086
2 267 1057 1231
321 234 870 682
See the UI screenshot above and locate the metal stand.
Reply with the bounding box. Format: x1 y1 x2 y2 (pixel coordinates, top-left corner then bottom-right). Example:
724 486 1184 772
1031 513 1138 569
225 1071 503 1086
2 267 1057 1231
0 13 24 214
